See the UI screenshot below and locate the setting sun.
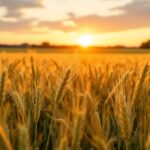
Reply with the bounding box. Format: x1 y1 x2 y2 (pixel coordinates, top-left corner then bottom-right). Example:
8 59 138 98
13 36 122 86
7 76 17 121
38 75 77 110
78 35 93 47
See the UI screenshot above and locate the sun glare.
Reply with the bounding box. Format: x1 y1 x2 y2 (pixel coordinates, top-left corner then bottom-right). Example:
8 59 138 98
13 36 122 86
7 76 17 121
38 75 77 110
78 35 93 47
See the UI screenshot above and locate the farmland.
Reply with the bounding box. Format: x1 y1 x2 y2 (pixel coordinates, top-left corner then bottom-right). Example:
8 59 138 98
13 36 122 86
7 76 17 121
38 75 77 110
0 51 150 150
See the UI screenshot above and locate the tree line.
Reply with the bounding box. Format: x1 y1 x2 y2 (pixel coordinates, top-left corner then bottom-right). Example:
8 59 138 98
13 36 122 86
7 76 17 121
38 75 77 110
0 40 150 49
140 40 150 48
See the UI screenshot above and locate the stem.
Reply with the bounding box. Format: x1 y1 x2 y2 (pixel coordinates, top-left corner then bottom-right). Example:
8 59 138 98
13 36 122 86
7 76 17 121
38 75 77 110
125 141 130 150
34 122 38 150
45 104 57 150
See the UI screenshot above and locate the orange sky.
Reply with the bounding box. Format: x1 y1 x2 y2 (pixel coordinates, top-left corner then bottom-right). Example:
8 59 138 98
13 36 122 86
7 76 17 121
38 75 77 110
0 0 150 46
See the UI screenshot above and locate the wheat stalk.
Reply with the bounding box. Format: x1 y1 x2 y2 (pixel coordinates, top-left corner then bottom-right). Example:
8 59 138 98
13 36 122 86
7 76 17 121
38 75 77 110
113 83 132 150
45 68 71 150
59 136 68 150
132 63 149 106
18 125 28 150
0 126 12 150
71 112 83 150
104 71 129 106
34 87 41 150
0 71 6 105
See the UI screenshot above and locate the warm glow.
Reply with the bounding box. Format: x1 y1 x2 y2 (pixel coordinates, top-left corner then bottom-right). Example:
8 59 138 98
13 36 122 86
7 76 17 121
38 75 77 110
78 35 93 47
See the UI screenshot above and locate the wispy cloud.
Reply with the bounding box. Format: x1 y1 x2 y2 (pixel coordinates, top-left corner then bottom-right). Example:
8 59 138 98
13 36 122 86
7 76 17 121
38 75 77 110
0 0 43 18
37 0 150 33
0 19 34 32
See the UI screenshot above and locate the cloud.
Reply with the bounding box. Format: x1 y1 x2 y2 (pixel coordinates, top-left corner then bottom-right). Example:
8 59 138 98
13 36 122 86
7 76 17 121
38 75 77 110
33 0 150 34
0 0 43 18
38 19 77 32
21 0 132 21
0 18 35 32
71 0 150 33
0 0 149 34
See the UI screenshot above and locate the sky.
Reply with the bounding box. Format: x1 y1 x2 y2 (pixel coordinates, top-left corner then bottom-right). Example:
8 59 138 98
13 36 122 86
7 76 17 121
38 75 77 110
0 0 150 46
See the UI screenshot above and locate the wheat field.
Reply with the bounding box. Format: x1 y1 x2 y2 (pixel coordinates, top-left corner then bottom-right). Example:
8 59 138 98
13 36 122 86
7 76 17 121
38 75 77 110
0 52 150 150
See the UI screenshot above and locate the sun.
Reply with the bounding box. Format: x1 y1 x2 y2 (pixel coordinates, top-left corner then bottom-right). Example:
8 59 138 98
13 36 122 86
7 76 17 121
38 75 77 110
78 35 93 47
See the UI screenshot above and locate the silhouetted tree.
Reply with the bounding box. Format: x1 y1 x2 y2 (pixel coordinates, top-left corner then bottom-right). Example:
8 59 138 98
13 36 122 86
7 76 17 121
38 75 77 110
140 40 150 48
41 42 51 48
20 43 29 48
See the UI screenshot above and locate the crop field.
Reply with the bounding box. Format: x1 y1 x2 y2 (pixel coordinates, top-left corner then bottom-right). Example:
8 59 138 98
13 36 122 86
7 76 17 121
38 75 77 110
0 52 150 150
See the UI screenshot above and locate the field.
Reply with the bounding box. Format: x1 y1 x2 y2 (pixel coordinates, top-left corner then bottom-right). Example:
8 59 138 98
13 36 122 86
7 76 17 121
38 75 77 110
0 51 150 150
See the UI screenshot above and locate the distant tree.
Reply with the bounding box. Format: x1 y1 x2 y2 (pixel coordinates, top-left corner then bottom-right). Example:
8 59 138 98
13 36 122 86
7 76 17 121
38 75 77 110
41 42 51 48
140 40 150 48
20 43 29 48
